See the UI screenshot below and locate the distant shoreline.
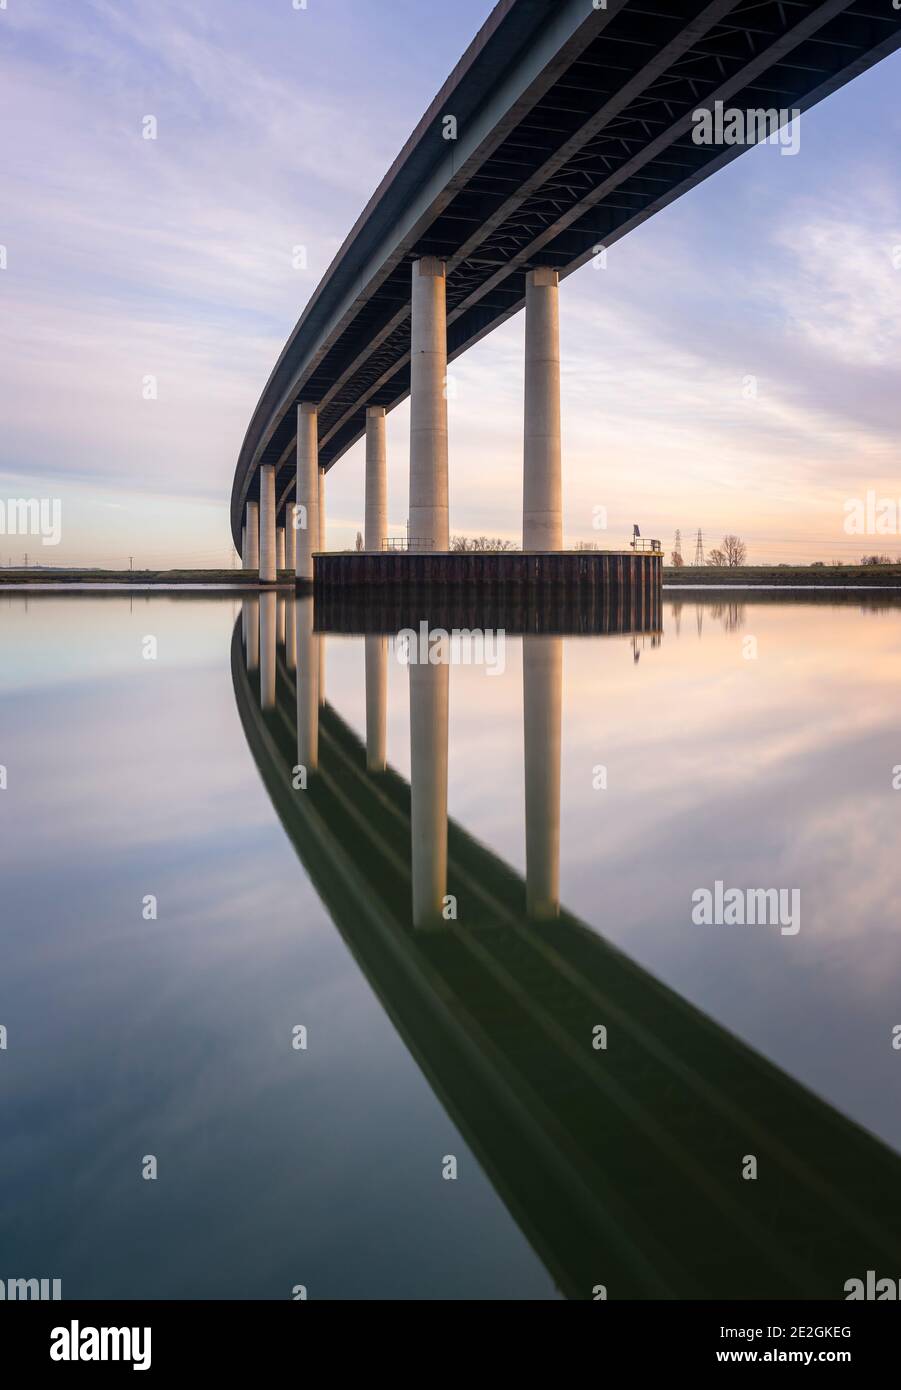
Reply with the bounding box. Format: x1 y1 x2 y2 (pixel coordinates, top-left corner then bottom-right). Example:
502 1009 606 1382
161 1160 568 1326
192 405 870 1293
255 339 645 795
0 569 289 588
4 563 901 593
664 565 901 588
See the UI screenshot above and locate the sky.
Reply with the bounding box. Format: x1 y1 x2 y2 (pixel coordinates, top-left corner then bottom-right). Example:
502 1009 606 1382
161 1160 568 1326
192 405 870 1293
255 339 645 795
2 0 901 567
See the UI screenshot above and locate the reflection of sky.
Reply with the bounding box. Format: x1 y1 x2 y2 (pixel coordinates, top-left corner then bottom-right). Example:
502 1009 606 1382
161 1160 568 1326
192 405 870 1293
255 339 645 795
3 595 901 1296
0 596 555 1299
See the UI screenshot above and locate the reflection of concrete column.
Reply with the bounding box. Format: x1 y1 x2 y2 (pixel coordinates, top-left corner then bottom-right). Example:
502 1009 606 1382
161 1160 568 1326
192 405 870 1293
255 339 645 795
318 468 327 553
523 268 562 551
243 596 259 672
260 465 277 583
245 501 259 570
285 508 297 572
523 637 562 919
409 257 449 552
365 635 388 772
296 597 319 773
277 594 286 647
365 407 387 551
276 527 286 573
285 594 297 671
296 404 319 582
319 634 326 706
410 659 449 927
260 591 277 709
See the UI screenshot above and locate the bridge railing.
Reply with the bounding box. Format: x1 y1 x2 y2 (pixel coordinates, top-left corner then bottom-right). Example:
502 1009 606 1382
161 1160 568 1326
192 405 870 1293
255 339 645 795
631 539 663 554
381 538 435 552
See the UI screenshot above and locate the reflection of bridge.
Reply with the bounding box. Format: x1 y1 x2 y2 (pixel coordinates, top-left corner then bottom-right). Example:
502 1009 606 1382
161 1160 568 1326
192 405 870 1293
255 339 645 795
231 0 901 582
234 596 901 1299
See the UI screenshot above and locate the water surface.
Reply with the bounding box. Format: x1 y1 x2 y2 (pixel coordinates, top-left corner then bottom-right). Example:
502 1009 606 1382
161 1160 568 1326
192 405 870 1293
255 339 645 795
2 590 900 1299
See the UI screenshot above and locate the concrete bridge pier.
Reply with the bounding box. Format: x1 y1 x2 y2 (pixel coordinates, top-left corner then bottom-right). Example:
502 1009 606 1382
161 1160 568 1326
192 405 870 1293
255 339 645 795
277 593 287 648
365 635 388 772
523 636 562 919
523 268 562 552
244 500 259 571
285 594 297 671
365 406 387 551
409 257 449 553
259 464 277 583
296 596 319 772
296 403 320 583
260 591 277 709
285 511 297 572
410 656 449 927
242 596 259 672
277 526 286 573
318 465 327 703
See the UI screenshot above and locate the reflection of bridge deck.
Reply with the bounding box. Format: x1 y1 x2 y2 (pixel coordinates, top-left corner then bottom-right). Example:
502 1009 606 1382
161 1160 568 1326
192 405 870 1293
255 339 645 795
232 619 901 1300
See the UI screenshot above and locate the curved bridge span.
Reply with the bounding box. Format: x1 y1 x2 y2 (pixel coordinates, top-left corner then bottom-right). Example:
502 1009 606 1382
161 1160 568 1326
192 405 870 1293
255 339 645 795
232 0 901 574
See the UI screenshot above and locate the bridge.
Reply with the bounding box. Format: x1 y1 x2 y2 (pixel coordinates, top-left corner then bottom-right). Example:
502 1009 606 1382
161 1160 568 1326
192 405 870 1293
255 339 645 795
232 596 901 1298
230 0 901 584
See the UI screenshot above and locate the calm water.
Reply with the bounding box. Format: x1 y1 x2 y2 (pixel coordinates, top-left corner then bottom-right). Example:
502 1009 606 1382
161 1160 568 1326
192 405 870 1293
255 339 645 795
2 590 901 1300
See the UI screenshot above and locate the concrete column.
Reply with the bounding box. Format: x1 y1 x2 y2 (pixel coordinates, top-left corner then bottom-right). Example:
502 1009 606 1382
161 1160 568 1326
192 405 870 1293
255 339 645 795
277 593 286 647
276 527 286 573
242 596 259 672
296 404 319 583
523 268 562 551
260 591 277 710
241 524 246 568
318 468 327 553
319 634 326 707
245 501 260 570
523 636 562 919
285 509 297 572
409 257 449 552
365 635 388 772
259 464 277 583
410 657 449 928
365 406 388 551
296 596 319 774
285 594 297 671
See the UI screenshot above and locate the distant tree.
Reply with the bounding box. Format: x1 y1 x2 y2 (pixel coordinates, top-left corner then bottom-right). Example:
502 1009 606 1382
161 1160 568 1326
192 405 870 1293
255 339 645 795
861 554 893 566
810 561 825 568
722 534 747 567
670 550 685 567
355 531 364 552
707 548 727 567
451 535 516 552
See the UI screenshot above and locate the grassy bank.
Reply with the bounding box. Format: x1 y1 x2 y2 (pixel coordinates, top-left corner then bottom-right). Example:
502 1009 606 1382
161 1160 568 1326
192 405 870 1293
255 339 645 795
0 569 288 586
664 565 901 587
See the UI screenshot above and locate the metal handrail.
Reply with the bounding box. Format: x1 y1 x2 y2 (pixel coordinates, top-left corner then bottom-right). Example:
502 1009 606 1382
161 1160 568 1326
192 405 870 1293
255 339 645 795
381 538 435 551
